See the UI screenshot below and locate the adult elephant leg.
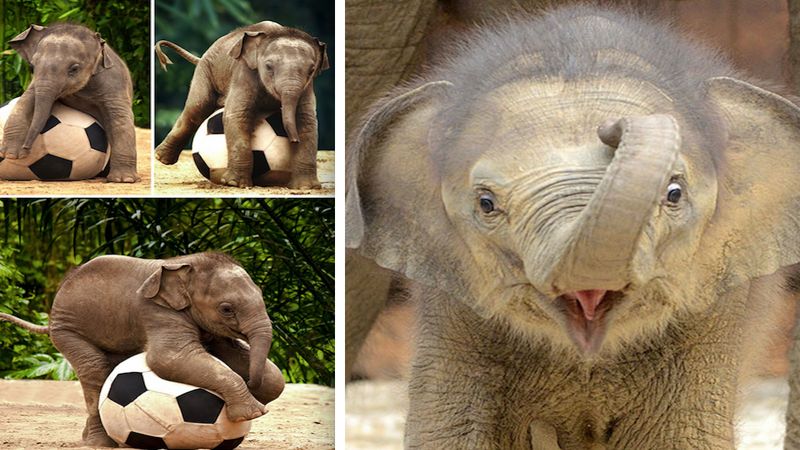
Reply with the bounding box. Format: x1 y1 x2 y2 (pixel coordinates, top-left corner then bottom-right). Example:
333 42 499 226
50 329 117 447
206 337 285 405
785 307 800 448
345 251 393 379
102 102 139 183
287 86 321 190
1 88 36 158
155 66 218 165
345 0 437 134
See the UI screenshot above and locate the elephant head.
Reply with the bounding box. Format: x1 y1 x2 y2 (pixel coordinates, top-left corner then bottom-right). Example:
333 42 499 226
347 23 800 356
229 25 329 143
138 254 273 389
9 23 113 152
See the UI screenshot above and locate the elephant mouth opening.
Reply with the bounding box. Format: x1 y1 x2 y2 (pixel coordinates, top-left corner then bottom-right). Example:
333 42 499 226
556 290 624 353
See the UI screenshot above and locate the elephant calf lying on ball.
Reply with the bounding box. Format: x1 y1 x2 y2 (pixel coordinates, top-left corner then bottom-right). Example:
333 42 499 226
346 6 800 449
154 21 329 189
0 252 284 447
2 22 138 183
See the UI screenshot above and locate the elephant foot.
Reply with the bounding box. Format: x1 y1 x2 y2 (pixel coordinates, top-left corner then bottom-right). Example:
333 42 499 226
226 397 268 422
1 145 30 160
83 419 118 448
288 174 321 190
220 169 253 188
155 144 180 165
106 168 140 183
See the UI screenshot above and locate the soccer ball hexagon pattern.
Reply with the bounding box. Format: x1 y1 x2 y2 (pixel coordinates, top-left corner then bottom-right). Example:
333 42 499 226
98 353 250 450
0 98 110 180
191 109 291 186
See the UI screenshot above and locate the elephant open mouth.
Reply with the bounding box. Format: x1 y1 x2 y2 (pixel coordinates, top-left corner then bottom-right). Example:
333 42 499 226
557 290 624 353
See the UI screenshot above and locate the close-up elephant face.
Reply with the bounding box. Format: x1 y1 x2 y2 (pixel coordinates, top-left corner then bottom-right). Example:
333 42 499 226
230 27 329 142
9 24 111 150
434 77 724 354
347 13 800 358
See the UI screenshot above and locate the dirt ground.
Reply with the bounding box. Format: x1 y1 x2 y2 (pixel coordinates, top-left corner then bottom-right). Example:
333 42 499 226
154 151 335 196
346 379 788 450
0 128 152 196
0 380 333 450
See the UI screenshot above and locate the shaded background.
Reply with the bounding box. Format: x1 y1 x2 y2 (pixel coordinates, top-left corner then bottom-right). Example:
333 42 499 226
155 0 334 150
0 198 334 386
352 0 799 381
0 0 150 127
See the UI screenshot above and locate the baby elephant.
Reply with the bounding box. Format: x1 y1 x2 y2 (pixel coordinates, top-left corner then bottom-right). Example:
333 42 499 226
155 21 329 189
3 23 138 183
0 252 284 447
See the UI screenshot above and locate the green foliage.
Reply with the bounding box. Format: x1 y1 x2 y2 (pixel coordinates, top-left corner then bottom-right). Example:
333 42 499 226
1 0 150 127
2 353 75 380
0 198 334 386
154 0 334 150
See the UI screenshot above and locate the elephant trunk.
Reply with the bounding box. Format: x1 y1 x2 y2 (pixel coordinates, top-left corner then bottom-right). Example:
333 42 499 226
243 319 273 391
535 114 681 294
23 82 59 150
280 88 302 143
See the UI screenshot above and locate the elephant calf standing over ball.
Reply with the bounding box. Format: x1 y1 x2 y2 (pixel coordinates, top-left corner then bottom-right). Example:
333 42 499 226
2 23 138 183
347 6 800 449
0 252 284 447
155 21 329 189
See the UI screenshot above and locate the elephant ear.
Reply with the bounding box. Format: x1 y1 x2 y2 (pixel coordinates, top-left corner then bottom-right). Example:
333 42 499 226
228 31 266 71
93 33 113 74
347 81 478 299
314 38 330 75
701 76 800 290
138 263 193 310
9 24 46 63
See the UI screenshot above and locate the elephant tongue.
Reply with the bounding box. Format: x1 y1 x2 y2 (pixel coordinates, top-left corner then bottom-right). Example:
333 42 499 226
568 289 607 321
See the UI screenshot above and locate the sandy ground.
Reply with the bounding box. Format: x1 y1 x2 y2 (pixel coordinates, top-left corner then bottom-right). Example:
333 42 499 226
0 128 152 196
0 380 333 450
154 151 335 196
346 378 789 450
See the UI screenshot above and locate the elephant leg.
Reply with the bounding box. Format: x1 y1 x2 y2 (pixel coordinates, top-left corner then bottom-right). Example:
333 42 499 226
102 103 139 183
206 337 285 404
1 88 36 159
50 329 118 447
288 86 321 190
345 251 393 379
146 338 266 422
785 305 800 447
219 102 256 187
155 69 218 165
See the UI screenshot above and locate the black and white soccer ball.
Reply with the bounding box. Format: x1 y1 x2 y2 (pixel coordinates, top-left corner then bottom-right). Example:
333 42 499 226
191 109 291 186
0 98 110 180
98 353 251 450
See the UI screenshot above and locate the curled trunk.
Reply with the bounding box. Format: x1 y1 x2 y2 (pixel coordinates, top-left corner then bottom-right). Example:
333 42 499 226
533 114 681 294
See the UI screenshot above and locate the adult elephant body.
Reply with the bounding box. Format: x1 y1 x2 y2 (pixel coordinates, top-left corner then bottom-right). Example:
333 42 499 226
0 252 284 447
347 6 800 448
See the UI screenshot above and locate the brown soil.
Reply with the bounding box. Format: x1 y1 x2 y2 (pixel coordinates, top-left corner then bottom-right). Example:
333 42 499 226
0 380 333 450
154 151 335 196
0 128 152 196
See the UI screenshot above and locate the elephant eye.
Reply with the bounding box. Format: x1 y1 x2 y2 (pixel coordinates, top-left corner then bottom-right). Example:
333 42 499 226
666 182 682 204
478 192 497 214
68 64 80 76
217 303 235 317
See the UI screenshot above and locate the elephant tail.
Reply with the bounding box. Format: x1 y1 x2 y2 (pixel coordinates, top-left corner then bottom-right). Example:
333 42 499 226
154 40 200 71
0 312 49 334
